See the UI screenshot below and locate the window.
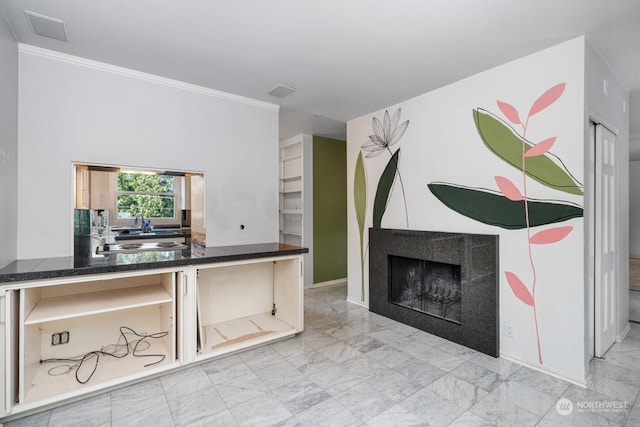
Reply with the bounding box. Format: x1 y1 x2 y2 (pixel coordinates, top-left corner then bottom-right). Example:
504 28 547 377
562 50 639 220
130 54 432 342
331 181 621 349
116 172 176 220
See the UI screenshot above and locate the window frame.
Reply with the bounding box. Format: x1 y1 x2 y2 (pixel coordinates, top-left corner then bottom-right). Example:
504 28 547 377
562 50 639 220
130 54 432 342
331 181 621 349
110 172 182 227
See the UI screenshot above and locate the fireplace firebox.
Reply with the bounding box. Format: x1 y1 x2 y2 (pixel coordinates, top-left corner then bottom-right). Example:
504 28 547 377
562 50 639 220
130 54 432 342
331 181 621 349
369 228 499 357
389 255 462 324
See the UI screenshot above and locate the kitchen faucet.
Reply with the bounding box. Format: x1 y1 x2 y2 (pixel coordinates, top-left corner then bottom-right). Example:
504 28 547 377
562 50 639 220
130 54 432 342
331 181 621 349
135 215 152 233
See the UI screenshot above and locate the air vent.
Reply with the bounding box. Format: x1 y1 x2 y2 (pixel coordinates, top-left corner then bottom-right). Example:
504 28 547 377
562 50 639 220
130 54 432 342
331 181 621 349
268 84 296 99
24 10 68 42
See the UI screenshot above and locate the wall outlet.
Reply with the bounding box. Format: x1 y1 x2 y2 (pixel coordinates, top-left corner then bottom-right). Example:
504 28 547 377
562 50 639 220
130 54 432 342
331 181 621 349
51 331 70 346
505 323 515 338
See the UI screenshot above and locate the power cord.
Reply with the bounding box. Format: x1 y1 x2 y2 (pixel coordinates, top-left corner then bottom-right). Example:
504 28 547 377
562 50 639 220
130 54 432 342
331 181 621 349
40 326 168 384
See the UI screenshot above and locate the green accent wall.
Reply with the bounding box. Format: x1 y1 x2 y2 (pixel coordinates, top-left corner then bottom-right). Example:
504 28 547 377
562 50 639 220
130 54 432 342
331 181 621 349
313 136 347 283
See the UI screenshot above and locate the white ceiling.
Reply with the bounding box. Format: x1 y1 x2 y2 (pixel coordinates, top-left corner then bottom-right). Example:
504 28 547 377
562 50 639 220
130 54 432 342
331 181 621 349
1 0 639 142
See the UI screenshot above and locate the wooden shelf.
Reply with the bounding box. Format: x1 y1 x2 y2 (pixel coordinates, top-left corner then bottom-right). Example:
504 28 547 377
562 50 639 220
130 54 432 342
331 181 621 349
280 209 302 215
200 312 295 355
25 285 173 325
279 189 302 194
24 339 174 404
280 175 301 181
280 231 302 237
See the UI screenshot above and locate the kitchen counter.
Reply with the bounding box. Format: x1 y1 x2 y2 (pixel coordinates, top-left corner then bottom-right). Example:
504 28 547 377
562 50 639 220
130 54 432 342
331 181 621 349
0 243 307 283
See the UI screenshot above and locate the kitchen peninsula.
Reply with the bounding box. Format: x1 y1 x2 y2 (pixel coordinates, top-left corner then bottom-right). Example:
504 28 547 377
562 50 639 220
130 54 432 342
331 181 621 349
0 243 307 421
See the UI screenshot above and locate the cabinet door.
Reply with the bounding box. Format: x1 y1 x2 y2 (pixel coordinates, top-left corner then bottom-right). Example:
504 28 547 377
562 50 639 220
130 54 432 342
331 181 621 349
0 289 14 416
89 171 115 210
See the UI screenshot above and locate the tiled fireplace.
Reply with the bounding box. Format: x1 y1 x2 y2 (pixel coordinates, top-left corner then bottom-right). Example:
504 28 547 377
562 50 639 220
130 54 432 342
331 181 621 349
369 228 499 357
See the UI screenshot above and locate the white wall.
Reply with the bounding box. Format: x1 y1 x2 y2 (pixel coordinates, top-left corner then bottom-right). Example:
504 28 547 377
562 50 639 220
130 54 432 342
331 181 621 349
585 41 631 346
347 38 588 383
630 161 640 257
0 14 18 268
17 46 279 259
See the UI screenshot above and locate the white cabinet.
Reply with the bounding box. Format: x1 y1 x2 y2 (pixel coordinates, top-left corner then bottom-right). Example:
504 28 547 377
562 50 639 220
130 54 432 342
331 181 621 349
279 134 313 286
0 251 304 420
15 270 179 408
193 255 303 360
0 290 7 415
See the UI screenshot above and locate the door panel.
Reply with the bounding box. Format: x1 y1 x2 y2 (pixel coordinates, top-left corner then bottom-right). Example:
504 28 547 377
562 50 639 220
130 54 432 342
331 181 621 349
595 124 617 357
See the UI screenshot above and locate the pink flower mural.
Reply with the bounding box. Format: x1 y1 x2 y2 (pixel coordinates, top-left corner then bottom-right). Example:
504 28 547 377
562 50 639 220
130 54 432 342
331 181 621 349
429 83 583 364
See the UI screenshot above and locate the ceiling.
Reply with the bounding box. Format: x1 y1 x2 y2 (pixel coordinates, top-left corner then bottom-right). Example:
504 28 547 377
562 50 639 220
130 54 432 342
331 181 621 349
1 0 639 142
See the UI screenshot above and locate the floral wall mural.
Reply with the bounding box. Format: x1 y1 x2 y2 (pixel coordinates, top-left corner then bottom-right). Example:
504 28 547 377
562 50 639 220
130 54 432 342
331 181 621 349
428 83 583 365
347 36 629 384
354 108 409 302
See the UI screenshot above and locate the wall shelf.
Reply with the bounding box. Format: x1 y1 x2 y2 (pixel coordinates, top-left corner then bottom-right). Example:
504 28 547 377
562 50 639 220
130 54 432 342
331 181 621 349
280 175 301 181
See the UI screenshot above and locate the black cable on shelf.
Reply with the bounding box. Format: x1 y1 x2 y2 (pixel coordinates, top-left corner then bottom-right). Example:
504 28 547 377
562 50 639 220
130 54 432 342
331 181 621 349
40 326 168 384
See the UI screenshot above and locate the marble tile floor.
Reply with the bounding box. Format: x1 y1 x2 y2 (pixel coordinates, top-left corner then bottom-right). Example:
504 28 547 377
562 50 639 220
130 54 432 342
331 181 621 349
6 283 640 426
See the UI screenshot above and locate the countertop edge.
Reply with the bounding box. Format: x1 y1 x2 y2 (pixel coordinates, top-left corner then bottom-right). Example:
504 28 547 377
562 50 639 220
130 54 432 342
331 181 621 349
0 244 308 284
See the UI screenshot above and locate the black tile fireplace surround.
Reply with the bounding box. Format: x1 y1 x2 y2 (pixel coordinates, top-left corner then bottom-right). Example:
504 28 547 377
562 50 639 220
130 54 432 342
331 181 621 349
369 228 499 357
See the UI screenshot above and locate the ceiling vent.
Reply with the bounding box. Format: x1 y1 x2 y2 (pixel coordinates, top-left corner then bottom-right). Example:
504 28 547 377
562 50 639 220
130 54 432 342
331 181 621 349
24 10 69 42
268 84 296 99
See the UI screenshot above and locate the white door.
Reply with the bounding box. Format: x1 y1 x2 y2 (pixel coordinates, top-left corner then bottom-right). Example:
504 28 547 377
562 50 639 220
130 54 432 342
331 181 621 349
595 124 617 357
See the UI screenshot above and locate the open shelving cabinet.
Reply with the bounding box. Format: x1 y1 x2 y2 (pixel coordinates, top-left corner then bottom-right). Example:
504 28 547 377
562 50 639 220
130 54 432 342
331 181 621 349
279 136 306 248
195 255 303 360
16 270 179 407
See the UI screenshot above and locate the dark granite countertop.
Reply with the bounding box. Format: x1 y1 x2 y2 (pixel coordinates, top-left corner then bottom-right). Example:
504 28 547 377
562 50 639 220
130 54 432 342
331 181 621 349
0 243 307 284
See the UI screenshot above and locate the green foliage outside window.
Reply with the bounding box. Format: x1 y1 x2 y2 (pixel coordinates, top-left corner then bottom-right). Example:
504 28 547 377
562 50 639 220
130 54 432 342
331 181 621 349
116 172 175 219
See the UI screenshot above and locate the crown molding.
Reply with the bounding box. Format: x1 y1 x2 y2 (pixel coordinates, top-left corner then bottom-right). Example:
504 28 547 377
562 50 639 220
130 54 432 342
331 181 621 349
18 44 280 112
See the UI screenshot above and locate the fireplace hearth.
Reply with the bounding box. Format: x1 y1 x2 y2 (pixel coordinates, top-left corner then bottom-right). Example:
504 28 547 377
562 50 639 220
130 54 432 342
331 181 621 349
369 228 499 357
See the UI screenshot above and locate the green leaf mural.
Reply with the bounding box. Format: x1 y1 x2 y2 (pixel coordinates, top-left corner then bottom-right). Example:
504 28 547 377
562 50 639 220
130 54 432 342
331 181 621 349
373 149 400 228
428 182 583 229
354 152 367 302
473 109 583 195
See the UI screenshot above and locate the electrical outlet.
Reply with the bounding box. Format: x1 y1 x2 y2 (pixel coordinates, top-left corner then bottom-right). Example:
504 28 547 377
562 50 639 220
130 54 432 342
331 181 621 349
505 323 515 338
51 331 70 346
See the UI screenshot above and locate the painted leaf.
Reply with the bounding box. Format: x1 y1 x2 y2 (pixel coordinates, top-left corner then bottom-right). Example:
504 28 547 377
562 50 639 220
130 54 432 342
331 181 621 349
495 176 523 201
373 149 400 228
505 271 534 306
372 117 384 141
525 137 556 158
354 152 367 302
354 152 367 239
530 226 573 244
427 182 583 229
473 109 583 195
528 83 566 118
497 100 521 125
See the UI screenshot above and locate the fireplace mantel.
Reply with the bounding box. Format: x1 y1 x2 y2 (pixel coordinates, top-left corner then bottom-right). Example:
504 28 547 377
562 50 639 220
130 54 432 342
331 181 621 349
369 228 499 357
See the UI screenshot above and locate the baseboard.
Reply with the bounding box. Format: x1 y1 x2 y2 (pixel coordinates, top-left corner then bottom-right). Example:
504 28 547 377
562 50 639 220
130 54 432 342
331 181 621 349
500 354 591 388
617 322 631 342
346 297 369 308
311 278 347 288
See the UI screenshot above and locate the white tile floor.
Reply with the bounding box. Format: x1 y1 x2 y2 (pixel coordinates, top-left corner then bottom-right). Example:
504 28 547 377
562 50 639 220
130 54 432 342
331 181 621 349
5 283 640 426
